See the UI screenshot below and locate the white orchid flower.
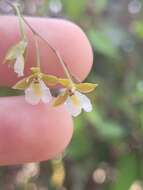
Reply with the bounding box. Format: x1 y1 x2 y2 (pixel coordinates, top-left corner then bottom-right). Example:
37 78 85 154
3 40 27 77
25 80 52 105
53 79 98 117
13 67 59 105
64 90 92 117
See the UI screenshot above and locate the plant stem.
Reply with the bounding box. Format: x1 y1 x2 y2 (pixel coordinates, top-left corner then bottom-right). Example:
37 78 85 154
8 3 27 40
21 16 75 83
7 2 78 83
34 35 41 68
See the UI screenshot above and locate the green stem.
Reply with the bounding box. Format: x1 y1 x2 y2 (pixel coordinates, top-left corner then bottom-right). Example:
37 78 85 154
21 16 75 84
55 51 74 85
7 2 77 84
12 4 27 40
34 35 41 68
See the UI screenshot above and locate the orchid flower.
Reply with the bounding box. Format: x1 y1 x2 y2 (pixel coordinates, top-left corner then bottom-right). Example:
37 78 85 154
53 79 98 117
13 67 58 105
3 3 28 77
3 40 27 77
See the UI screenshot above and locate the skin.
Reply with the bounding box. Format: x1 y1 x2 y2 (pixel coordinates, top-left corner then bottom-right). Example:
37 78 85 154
0 16 93 165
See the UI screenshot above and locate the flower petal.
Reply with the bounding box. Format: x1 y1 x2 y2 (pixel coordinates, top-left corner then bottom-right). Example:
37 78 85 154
42 74 58 86
75 91 92 112
70 94 81 107
40 81 52 103
25 85 41 105
75 83 98 93
53 91 68 107
12 78 29 90
58 78 71 87
32 83 42 97
14 55 24 77
64 96 82 117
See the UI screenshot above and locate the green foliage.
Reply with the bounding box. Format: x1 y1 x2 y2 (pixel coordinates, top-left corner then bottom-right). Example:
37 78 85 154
88 30 119 58
94 0 108 13
61 0 86 19
133 21 143 39
86 110 125 140
110 153 139 190
0 87 23 96
67 116 93 160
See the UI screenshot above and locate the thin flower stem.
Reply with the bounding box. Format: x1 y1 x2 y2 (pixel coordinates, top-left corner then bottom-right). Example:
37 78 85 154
8 3 26 40
34 35 41 68
55 51 74 84
7 2 79 83
21 16 73 81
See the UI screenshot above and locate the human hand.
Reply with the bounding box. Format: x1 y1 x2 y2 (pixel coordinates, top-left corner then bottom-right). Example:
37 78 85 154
0 16 93 165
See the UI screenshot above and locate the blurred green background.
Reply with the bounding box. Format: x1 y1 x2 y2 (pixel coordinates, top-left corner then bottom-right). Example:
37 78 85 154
1 0 143 189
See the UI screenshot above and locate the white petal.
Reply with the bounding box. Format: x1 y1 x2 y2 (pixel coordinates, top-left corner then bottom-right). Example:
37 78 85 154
14 55 24 77
75 91 92 112
25 85 41 105
40 81 52 103
64 96 82 117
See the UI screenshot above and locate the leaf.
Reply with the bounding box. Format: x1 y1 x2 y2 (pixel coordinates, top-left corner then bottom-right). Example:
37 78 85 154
86 110 125 139
0 87 23 96
88 30 119 58
12 77 31 90
66 116 93 160
42 74 58 86
62 0 86 19
53 92 68 107
132 21 143 39
76 83 98 93
94 0 108 13
110 153 139 190
58 78 71 87
4 40 27 63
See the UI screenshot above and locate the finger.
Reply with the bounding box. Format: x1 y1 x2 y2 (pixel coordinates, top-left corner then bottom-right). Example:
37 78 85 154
0 96 73 165
0 16 93 86
0 16 93 165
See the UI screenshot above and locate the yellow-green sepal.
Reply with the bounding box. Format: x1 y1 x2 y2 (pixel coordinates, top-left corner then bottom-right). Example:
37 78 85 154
12 75 33 90
42 74 58 86
53 92 68 107
75 83 98 93
58 78 71 87
3 40 27 63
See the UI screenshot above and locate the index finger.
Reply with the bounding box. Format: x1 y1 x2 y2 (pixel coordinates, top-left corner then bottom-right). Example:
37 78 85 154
0 16 93 165
0 16 93 86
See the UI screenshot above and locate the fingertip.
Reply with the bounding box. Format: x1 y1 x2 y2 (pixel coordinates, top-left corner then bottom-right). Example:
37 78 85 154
0 96 73 165
0 16 93 86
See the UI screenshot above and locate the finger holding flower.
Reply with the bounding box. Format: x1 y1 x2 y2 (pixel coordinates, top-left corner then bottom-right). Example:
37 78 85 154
3 2 98 118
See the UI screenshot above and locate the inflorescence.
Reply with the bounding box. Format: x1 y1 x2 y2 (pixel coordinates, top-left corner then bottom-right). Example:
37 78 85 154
3 3 98 117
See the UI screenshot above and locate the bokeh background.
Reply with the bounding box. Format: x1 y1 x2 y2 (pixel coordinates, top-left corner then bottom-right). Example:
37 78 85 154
0 0 143 189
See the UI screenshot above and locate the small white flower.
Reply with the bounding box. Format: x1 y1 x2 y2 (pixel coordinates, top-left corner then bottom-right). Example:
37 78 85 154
14 54 25 77
64 91 92 117
25 80 52 105
13 67 59 105
3 40 27 77
53 79 97 117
